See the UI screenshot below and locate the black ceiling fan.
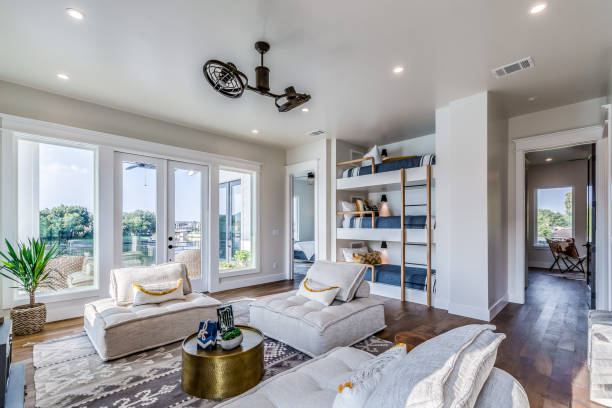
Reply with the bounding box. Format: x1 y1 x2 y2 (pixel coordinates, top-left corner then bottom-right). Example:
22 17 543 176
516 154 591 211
203 41 311 113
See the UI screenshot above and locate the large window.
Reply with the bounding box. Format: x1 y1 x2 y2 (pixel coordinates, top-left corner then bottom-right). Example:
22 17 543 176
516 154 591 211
18 140 96 292
535 186 573 245
219 169 254 271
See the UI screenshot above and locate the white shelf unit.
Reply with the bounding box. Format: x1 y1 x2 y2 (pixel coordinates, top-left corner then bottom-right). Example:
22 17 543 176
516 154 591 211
335 160 436 306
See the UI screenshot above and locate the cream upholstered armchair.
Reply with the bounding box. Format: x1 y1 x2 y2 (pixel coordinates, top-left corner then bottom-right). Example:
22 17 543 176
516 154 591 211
40 255 94 290
175 249 201 280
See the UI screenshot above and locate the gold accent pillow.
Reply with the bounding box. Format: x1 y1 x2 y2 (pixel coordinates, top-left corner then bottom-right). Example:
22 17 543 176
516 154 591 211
353 251 381 265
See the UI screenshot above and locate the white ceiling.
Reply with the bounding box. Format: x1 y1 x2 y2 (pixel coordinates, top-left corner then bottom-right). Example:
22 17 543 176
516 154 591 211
0 0 610 148
526 144 592 166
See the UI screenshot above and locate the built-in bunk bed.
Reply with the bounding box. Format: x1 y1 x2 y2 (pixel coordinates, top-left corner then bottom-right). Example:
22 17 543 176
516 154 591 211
336 151 436 306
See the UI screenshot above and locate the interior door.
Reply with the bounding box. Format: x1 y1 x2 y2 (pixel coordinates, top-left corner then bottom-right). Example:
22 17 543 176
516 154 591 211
587 144 596 308
167 161 208 292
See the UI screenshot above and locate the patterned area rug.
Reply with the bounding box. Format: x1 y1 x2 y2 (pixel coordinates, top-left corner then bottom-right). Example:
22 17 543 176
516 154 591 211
33 300 392 408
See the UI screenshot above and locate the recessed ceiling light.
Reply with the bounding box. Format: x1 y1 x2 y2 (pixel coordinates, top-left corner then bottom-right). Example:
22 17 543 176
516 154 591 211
528 96 537 102
393 66 404 74
66 8 85 20
530 3 547 14
545 157 553 162
56 73 70 80
301 107 309 112
251 129 259 134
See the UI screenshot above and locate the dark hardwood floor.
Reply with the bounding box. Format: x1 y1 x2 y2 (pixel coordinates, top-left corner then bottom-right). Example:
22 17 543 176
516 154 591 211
13 269 597 407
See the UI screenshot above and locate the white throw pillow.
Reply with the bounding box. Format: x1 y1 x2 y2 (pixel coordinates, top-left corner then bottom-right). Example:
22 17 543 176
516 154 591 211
354 280 370 298
364 324 497 408
297 277 340 306
334 345 406 408
341 201 357 224
306 260 367 302
342 247 368 262
362 145 382 167
444 330 506 408
132 278 185 306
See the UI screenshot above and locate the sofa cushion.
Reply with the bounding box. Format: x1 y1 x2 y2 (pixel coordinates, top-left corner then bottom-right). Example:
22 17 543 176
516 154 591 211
444 329 505 408
333 345 406 408
110 262 192 306
354 281 370 298
217 347 374 408
86 292 219 329
364 324 496 408
306 261 366 302
473 368 529 408
251 290 383 331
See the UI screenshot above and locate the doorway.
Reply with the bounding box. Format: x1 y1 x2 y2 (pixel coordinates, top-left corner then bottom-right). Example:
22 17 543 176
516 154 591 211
523 143 595 305
290 170 316 281
114 152 209 291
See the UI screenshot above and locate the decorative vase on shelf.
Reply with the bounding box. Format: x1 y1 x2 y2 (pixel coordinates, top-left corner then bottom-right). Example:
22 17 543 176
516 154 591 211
219 327 243 350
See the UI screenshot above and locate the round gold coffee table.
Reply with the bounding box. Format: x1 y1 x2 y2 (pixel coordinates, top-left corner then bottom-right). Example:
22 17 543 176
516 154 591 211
181 325 264 399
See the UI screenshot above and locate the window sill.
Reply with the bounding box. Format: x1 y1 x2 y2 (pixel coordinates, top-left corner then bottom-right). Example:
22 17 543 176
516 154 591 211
12 287 100 306
219 268 258 278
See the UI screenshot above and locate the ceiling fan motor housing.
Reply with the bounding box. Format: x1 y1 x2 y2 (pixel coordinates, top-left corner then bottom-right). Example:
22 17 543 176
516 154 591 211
255 66 270 92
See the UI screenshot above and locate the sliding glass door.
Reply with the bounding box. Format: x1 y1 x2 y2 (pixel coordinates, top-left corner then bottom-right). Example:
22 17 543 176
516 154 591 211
115 153 208 291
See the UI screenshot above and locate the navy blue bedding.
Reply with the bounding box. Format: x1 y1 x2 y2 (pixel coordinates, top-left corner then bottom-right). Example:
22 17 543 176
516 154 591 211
293 250 315 261
348 215 427 229
342 155 435 178
363 264 435 291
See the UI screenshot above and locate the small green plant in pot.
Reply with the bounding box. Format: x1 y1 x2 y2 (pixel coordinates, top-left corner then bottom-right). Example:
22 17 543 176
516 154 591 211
220 327 243 350
0 238 61 336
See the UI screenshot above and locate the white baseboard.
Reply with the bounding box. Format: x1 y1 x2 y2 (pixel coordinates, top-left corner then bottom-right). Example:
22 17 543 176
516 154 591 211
528 260 560 270
448 302 490 321
369 282 448 310
488 295 508 320
212 272 287 293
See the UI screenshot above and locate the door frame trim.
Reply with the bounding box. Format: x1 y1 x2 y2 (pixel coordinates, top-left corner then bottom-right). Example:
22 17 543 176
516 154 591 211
511 124 607 308
285 160 319 280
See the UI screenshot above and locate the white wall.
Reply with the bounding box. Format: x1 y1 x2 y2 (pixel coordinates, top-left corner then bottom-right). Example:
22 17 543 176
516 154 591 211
507 96 607 300
526 160 588 268
487 93 509 312
379 134 435 157
0 80 288 315
435 91 508 320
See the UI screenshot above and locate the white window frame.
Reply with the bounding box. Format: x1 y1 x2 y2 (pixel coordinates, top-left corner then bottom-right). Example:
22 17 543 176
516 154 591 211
533 186 574 248
215 166 260 279
0 113 262 316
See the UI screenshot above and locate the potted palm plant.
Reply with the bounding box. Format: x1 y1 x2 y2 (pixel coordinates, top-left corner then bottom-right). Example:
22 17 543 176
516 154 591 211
0 238 61 335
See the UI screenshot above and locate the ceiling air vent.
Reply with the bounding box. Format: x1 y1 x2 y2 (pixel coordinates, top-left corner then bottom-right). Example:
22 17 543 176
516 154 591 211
307 129 326 136
491 57 534 78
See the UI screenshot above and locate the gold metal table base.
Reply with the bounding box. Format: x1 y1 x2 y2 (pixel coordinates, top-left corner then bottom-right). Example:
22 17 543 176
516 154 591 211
181 325 264 399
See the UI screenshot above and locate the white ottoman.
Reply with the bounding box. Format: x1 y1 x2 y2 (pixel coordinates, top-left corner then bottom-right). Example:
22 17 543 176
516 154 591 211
250 290 386 356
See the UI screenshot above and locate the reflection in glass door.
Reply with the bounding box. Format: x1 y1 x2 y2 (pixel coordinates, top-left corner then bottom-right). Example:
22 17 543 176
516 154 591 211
219 179 241 264
168 161 207 291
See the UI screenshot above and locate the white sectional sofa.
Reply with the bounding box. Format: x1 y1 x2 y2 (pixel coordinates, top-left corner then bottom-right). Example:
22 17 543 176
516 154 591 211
219 325 529 408
84 263 221 360
250 261 385 356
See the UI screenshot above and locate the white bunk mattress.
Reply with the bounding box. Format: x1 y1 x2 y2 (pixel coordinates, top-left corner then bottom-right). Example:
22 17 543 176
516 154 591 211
336 227 433 243
336 165 435 192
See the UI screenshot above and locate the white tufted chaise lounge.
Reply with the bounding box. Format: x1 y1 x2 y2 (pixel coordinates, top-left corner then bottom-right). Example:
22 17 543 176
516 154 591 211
84 263 221 360
250 261 386 356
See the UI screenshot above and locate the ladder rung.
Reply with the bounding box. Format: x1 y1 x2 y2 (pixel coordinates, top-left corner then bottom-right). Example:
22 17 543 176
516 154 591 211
404 262 428 266
405 204 427 206
404 184 427 187
404 242 427 246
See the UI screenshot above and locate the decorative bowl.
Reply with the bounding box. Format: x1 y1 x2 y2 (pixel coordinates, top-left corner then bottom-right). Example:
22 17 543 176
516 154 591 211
220 332 243 350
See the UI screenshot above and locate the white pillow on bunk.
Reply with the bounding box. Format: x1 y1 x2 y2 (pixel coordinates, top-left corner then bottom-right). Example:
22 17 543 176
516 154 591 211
341 201 357 224
342 246 368 262
362 145 382 167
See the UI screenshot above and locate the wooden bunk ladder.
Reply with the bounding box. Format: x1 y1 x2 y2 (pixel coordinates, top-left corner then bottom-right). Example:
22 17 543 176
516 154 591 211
401 165 433 307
